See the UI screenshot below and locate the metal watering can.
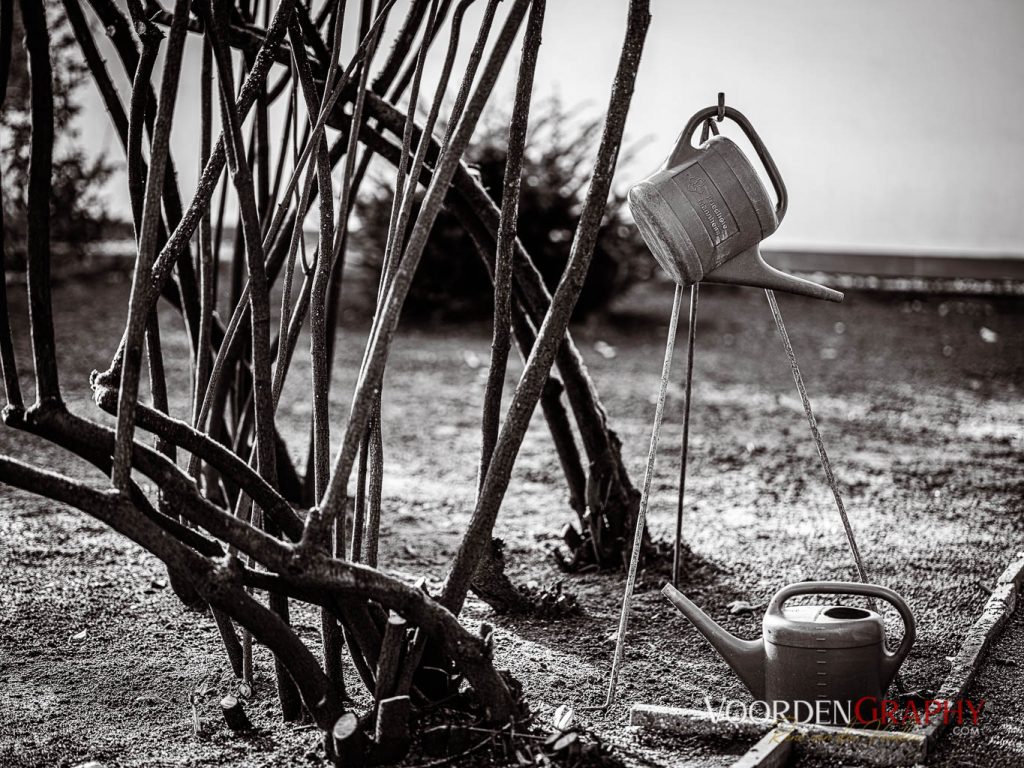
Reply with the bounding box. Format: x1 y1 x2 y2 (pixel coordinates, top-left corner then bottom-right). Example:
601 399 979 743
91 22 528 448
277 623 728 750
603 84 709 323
627 103 843 302
662 581 916 724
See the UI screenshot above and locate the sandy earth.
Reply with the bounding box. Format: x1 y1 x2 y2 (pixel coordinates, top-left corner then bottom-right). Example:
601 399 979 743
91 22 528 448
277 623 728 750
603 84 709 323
0 274 1021 767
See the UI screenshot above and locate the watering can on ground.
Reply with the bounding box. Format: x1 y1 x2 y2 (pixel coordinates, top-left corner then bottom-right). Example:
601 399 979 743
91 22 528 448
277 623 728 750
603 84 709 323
662 581 915 724
628 103 843 303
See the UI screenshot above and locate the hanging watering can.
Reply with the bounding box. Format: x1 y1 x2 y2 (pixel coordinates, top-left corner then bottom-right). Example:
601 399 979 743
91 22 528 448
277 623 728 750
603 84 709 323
628 103 843 302
662 581 915 724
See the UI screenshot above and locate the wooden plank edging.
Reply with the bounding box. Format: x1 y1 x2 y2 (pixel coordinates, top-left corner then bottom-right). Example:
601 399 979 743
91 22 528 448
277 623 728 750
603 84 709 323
629 705 926 766
731 727 793 768
915 553 1024 751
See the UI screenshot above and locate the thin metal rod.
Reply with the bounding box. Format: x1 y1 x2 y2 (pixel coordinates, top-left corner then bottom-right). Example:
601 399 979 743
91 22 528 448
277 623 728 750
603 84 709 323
672 282 699 585
764 289 868 582
764 288 904 694
598 283 684 712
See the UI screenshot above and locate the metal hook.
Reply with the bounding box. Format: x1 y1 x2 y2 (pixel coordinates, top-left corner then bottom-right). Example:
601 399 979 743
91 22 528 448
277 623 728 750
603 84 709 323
717 91 725 122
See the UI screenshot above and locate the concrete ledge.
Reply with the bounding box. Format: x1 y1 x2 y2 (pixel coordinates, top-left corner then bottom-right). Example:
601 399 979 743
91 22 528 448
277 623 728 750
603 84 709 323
997 553 1024 588
732 727 793 768
629 705 925 766
916 554 1024 751
765 249 1024 281
630 704 774 740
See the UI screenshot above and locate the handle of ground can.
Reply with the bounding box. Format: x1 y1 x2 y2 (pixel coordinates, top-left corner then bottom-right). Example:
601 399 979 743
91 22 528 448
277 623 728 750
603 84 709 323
767 581 916 683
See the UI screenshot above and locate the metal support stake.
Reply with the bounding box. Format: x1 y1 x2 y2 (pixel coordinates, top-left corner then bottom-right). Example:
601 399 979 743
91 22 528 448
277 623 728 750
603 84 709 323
764 289 904 693
672 282 699 586
592 283 684 712
670 116 714 586
765 289 870 583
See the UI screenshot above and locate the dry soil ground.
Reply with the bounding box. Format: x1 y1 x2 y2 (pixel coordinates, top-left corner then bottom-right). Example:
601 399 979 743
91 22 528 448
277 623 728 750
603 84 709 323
0 274 1021 767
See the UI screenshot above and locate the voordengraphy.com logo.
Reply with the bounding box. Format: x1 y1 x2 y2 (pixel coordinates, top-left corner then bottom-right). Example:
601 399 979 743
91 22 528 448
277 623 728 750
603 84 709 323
703 696 985 727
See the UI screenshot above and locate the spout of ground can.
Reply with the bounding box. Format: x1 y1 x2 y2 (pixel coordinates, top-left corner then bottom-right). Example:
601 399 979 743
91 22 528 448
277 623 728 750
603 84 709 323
662 583 767 700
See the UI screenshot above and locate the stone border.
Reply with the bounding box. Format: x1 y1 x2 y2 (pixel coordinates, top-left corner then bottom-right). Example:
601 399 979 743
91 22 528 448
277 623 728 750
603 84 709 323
914 553 1024 750
629 705 925 767
731 726 794 768
629 552 1024 766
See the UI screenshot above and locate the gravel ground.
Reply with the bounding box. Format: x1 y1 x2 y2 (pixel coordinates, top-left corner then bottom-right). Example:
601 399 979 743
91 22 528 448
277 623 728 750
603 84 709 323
0 274 1021 767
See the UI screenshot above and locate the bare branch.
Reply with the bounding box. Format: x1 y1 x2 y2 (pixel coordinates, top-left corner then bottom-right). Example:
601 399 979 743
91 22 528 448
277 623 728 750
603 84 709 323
479 0 545 493
19 0 60 404
193 37 215 456
111 0 191 490
206 0 299 717
0 0 22 410
313 0 532 541
0 455 345 731
440 0 651 613
287 13 347 693
92 385 303 540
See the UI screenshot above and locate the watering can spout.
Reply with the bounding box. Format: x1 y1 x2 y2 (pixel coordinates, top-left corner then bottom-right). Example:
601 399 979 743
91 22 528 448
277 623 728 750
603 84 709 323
704 246 844 302
662 584 766 699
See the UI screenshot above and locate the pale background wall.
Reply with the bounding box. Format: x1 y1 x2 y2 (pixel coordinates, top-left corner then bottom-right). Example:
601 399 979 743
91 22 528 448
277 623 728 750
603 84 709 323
78 0 1024 257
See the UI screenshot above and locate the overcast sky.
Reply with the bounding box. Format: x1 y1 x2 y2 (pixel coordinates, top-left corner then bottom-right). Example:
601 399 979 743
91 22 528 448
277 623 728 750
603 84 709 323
75 0 1024 256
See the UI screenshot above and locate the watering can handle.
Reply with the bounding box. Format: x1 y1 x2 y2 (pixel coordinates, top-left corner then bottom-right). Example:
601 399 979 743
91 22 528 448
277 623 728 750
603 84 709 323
766 581 916 675
666 105 789 224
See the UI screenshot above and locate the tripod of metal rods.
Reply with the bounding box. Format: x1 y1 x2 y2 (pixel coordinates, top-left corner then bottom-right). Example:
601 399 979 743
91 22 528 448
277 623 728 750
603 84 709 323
595 282 897 712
